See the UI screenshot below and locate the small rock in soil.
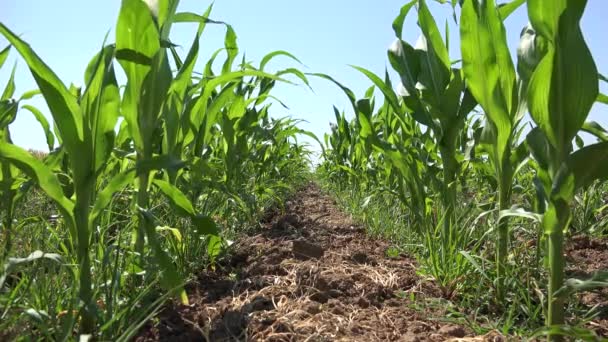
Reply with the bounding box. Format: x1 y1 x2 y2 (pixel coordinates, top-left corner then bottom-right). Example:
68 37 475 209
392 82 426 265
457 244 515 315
439 324 466 338
429 333 445 341
351 252 377 265
357 296 370 308
222 310 247 336
243 296 273 314
328 289 342 298
310 291 329 303
303 301 322 314
273 214 299 230
400 334 421 342
292 239 325 259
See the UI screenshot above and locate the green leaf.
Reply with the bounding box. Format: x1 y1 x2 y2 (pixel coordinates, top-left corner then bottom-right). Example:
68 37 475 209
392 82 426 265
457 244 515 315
115 0 161 150
308 73 358 115
0 142 74 223
21 105 55 150
192 215 219 236
173 11 226 26
19 89 40 101
527 0 599 151
206 234 223 261
82 44 120 174
0 251 63 289
0 45 10 69
141 51 172 147
460 0 516 171
89 168 136 225
351 66 401 116
0 99 17 128
138 207 188 305
416 0 451 98
153 179 219 237
581 121 608 142
275 68 311 90
388 38 420 96
0 24 84 154
498 0 526 19
203 48 223 78
136 154 186 175
163 9 208 155
221 25 238 74
558 271 608 296
1 63 16 100
392 0 417 39
356 98 374 139
554 141 608 193
260 50 303 71
152 179 195 216
156 0 180 40
510 139 530 173
526 127 552 171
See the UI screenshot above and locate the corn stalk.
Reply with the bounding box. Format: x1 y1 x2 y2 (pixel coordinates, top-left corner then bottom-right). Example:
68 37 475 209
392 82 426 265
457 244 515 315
524 0 606 340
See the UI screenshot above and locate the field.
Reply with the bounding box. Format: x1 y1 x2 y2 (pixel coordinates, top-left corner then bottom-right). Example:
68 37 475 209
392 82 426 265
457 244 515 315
1 0 607 341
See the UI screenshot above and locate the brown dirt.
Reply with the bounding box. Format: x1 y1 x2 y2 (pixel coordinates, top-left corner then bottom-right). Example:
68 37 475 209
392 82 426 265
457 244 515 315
566 235 608 337
136 183 502 342
135 184 608 341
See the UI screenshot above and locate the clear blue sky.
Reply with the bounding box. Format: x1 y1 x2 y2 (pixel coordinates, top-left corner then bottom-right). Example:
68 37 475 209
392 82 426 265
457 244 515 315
1 1 607 155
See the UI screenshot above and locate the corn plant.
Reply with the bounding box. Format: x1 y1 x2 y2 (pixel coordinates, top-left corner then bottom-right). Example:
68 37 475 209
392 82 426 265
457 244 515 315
113 1 226 302
0 20 128 332
522 0 607 339
0 46 18 261
388 0 477 231
459 0 528 301
0 47 49 263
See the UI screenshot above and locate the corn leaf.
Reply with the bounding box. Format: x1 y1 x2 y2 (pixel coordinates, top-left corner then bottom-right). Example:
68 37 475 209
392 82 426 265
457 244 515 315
82 45 120 174
0 24 84 154
0 45 10 69
351 66 401 117
527 0 598 150
417 0 451 98
581 121 608 142
138 207 188 305
461 0 516 170
388 38 420 96
116 0 161 150
554 141 608 196
498 0 526 20
392 0 417 39
21 105 55 150
1 63 16 101
0 142 74 222
89 169 136 225
152 179 195 216
260 50 303 71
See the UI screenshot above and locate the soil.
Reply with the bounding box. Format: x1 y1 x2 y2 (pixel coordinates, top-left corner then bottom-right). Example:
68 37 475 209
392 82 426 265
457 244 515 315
566 235 608 337
135 183 608 341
